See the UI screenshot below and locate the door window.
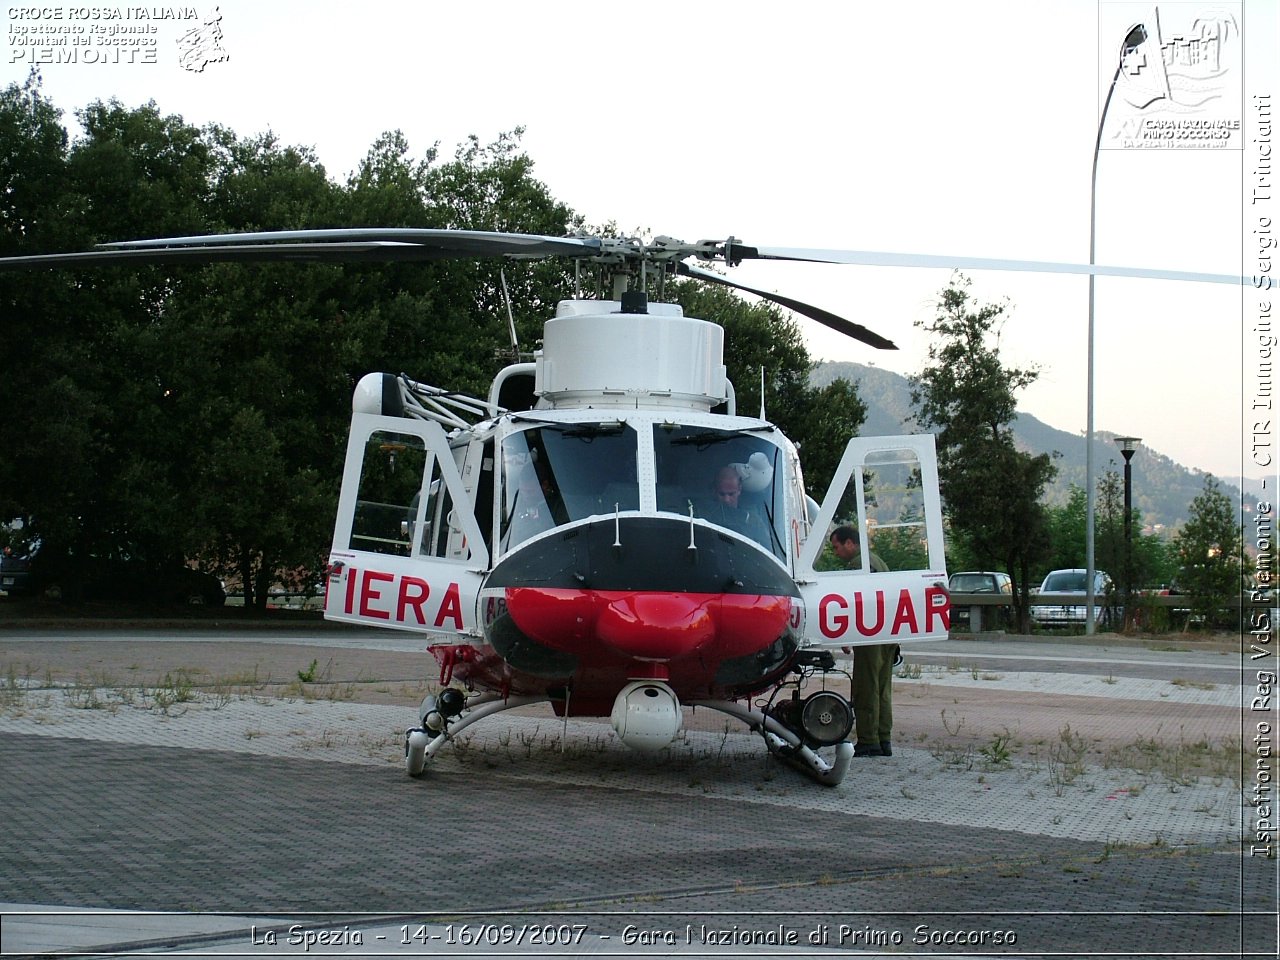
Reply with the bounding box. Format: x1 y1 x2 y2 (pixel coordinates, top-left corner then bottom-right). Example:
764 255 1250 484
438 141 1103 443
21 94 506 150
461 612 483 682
338 418 485 567
348 431 428 557
802 437 945 576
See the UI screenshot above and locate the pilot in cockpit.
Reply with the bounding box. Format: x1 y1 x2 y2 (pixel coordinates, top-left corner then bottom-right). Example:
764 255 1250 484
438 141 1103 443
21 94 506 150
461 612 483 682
701 463 772 550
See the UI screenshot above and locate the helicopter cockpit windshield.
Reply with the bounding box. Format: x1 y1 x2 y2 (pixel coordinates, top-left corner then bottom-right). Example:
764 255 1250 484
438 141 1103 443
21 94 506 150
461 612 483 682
652 424 786 561
499 422 640 552
496 419 788 562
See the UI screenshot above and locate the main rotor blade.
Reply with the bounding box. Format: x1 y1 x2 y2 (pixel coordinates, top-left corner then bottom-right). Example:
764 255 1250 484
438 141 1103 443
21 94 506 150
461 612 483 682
679 261 897 350
0 229 601 271
729 243 1244 286
101 228 600 257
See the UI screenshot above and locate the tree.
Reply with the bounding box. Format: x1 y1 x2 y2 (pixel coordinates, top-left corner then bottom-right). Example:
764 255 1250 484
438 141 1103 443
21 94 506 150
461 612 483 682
0 87 588 607
156 130 345 606
420 129 580 382
1044 485 1088 574
1 84 223 579
66 100 227 576
910 274 1055 631
0 72 89 543
172 127 579 606
1174 476 1244 629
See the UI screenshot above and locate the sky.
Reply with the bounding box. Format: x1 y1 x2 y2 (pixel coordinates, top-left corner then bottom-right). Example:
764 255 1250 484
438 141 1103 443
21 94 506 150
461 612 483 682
3 0 1276 483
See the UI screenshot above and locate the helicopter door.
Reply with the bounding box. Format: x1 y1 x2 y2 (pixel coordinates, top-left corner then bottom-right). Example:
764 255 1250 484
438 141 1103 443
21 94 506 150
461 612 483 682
325 412 488 635
796 435 949 649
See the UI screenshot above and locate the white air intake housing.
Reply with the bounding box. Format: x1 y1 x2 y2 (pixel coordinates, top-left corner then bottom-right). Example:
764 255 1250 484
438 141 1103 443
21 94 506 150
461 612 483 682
535 301 727 411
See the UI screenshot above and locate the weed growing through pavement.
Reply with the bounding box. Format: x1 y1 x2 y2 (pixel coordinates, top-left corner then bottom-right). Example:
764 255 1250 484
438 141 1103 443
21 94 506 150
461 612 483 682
979 730 1015 768
63 670 136 713
1170 677 1216 691
146 670 198 715
932 743 977 771
1047 724 1090 795
1101 730 1240 786
1 661 34 712
940 708 966 736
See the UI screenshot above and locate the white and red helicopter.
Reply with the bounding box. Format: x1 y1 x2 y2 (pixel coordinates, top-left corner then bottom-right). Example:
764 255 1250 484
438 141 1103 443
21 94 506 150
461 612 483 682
1 229 1238 785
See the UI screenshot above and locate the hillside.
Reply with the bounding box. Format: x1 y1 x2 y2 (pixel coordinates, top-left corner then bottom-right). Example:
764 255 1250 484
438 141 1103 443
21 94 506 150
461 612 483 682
811 361 1240 533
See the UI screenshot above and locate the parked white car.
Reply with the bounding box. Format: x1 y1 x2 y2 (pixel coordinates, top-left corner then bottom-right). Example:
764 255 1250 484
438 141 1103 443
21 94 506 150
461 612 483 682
1032 568 1114 627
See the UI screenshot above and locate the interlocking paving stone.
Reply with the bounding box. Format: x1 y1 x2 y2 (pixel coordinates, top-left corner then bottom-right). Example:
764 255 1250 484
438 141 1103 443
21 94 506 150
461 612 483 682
0 647 1270 957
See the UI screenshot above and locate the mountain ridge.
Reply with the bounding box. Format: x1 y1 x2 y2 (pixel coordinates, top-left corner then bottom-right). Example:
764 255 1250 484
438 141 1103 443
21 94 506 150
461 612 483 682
811 361 1248 533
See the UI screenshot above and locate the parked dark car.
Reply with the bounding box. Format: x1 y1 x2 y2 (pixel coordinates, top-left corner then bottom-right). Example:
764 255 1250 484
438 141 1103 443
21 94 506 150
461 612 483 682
0 541 39 597
0 539 225 607
947 571 1013 629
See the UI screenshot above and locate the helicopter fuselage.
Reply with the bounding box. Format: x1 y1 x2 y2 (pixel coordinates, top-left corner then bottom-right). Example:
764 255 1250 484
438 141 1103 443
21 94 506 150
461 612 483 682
323 299 949 754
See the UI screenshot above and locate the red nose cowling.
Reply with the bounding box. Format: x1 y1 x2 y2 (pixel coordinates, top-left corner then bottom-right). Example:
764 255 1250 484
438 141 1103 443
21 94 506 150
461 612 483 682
504 588 792 662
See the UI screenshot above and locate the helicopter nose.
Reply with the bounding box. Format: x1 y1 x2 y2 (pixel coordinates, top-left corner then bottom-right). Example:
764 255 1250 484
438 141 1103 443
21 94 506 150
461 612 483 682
501 587 796 666
596 593 715 660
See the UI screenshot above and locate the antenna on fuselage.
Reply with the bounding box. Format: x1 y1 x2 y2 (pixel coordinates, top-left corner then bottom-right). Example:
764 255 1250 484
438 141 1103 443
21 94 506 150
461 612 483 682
500 267 519 359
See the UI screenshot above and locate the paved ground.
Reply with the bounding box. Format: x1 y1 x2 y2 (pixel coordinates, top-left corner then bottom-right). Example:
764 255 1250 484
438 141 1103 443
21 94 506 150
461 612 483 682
0 623 1273 957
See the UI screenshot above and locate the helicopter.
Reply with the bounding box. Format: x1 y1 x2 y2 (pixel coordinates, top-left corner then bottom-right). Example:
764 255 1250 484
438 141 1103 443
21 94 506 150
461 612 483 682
0 229 1239 786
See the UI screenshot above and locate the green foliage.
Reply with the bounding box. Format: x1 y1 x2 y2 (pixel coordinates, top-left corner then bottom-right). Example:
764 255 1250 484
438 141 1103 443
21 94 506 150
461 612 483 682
791 378 869 502
1043 485 1087 573
911 274 1055 630
1043 481 1176 590
1174 476 1245 627
0 80 578 604
872 522 929 571
1 81 223 575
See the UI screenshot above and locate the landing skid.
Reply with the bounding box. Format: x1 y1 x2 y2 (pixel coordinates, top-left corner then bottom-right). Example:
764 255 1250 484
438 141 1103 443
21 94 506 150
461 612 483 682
405 693 551 777
403 692 852 786
691 699 854 787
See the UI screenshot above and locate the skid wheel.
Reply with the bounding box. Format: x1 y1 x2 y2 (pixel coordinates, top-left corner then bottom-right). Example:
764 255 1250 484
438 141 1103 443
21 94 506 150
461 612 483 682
405 730 430 777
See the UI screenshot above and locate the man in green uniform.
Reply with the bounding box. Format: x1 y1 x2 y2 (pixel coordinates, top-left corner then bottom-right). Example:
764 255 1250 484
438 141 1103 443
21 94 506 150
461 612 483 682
829 525 896 758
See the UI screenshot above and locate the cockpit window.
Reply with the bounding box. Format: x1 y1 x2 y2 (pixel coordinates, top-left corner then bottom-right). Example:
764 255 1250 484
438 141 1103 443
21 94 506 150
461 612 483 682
652 424 786 560
499 422 639 552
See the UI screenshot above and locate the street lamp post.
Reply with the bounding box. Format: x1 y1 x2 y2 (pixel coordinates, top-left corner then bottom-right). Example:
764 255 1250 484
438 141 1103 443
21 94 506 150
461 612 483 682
1115 436 1142 629
1086 23 1149 636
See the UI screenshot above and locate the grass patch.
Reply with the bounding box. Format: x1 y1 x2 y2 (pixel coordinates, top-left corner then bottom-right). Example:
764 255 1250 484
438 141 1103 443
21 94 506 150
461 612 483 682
1170 677 1216 691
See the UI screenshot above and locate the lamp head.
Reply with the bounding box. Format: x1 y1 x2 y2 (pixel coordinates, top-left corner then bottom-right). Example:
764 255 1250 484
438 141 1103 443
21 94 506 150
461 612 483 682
1114 436 1142 460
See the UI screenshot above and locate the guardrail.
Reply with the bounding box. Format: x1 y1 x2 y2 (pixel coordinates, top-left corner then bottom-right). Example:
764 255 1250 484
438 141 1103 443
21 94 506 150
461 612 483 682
951 592 1269 632
225 592 325 611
